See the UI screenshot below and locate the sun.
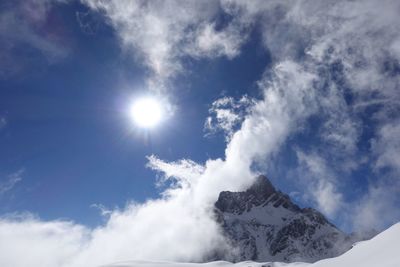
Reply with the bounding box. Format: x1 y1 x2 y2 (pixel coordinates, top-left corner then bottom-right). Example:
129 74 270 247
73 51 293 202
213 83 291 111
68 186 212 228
130 97 163 128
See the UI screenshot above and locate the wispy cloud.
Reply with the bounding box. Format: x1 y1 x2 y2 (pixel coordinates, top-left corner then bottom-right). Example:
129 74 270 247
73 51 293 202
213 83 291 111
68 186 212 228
204 96 255 141
372 121 400 174
0 116 6 131
0 0 69 78
295 150 344 218
352 183 400 231
82 0 249 93
76 10 100 35
90 203 112 217
0 169 23 196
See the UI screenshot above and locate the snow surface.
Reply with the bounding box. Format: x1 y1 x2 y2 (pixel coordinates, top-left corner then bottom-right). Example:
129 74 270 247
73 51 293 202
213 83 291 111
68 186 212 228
103 261 308 267
104 222 400 267
312 222 400 267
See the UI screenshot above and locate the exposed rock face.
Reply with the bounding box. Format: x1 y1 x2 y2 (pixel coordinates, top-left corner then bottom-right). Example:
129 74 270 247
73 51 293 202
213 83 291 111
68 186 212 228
214 175 356 263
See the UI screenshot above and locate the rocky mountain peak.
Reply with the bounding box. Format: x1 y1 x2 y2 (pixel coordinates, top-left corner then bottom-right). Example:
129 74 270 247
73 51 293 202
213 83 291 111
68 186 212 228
214 175 356 263
246 175 276 198
215 175 275 214
215 175 300 215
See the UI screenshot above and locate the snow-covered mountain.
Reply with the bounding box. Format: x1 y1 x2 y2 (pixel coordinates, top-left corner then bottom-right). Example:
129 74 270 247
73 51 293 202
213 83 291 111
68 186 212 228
213 175 357 262
104 222 400 267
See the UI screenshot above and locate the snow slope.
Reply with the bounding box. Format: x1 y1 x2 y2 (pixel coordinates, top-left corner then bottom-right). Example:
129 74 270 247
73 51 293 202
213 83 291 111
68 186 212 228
312 222 400 267
104 222 400 267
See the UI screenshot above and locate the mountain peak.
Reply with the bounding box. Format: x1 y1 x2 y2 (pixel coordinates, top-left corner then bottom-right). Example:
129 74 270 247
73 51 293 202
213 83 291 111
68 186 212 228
246 175 276 197
215 175 300 215
214 175 354 263
215 175 276 214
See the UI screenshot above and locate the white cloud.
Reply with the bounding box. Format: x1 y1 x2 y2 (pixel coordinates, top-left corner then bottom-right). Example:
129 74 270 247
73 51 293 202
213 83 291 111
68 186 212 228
187 20 248 60
82 0 248 89
90 203 112 217
295 150 343 217
0 190 232 266
353 184 400 231
0 214 88 267
372 121 400 174
318 85 361 160
225 60 317 168
147 155 205 191
204 96 255 141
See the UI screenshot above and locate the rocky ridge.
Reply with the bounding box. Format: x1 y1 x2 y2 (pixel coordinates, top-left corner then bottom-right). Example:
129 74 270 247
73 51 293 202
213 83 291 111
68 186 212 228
214 175 364 262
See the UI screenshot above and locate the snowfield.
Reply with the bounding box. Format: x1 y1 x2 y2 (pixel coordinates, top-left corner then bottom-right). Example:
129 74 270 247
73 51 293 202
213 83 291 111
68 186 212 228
103 261 308 267
104 222 400 267
311 222 399 267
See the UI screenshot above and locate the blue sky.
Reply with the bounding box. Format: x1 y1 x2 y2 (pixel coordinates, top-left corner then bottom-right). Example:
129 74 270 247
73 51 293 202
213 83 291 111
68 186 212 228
0 0 270 226
0 0 400 265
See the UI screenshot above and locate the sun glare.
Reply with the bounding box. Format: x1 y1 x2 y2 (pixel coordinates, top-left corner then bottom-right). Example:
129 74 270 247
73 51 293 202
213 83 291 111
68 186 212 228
130 97 163 128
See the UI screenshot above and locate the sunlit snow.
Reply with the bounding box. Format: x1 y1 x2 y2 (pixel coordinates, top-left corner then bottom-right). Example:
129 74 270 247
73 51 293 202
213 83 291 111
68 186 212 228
104 223 400 267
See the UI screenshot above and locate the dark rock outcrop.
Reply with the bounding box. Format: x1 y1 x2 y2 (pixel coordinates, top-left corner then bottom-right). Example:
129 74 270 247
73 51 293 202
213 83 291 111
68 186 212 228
214 175 360 262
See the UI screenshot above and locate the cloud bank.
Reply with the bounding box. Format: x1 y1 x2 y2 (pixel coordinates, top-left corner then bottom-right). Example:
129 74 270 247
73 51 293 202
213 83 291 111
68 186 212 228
1 0 400 266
